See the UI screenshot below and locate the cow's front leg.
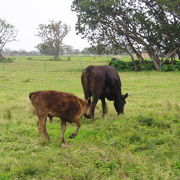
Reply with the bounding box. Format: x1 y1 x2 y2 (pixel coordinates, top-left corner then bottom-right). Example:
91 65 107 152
101 98 107 116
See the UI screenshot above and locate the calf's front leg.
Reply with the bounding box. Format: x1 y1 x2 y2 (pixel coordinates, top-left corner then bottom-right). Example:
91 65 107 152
70 118 81 139
61 120 67 144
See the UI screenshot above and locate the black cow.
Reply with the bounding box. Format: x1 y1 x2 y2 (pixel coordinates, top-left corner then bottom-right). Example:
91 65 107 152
81 65 128 118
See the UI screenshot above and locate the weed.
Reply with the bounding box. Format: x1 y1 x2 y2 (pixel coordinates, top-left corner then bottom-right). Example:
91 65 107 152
3 109 12 120
137 115 154 127
15 166 43 179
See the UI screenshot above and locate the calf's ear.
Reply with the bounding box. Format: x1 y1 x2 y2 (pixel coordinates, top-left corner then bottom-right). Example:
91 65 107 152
124 93 128 99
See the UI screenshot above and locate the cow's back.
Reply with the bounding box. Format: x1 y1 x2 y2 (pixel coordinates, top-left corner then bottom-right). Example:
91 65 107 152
81 65 122 97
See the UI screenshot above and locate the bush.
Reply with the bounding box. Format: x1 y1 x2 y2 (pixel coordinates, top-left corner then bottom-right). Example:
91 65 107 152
109 58 132 71
109 58 180 71
161 61 180 71
0 57 13 63
27 57 33 60
140 61 155 71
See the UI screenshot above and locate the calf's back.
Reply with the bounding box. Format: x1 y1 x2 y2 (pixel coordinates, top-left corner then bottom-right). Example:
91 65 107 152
29 90 87 121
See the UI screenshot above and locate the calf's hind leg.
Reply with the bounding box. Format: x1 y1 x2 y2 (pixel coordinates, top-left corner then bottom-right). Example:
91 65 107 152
90 96 99 118
37 114 50 141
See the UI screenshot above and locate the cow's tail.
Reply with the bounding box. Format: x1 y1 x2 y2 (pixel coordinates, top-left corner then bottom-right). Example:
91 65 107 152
81 70 91 100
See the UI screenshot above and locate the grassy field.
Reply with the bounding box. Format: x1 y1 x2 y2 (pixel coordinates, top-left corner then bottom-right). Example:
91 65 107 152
0 57 180 180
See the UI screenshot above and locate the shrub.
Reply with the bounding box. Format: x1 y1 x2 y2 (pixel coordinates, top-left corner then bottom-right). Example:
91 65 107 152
67 56 71 61
109 58 180 71
109 58 132 71
27 57 33 60
161 61 180 71
0 57 13 63
140 61 155 71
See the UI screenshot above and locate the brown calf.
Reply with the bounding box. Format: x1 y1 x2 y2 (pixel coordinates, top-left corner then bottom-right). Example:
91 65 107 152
29 90 90 144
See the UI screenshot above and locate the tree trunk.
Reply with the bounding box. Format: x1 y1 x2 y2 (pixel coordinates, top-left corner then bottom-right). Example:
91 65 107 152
148 52 161 70
54 53 59 60
0 54 4 59
126 51 140 71
177 49 180 60
126 36 145 63
136 52 145 63
164 47 179 61
0 50 3 59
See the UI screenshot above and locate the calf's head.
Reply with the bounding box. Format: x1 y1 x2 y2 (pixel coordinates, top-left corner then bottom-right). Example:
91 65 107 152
114 93 128 115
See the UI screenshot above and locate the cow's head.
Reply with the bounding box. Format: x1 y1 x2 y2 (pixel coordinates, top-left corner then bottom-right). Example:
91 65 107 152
114 93 128 114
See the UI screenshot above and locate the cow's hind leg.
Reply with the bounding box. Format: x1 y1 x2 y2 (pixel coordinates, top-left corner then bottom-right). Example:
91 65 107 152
37 114 50 141
90 96 99 118
101 98 107 117
70 118 81 139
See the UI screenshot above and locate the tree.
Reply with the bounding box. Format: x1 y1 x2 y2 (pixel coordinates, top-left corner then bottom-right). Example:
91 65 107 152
72 0 180 70
0 19 17 57
36 20 70 60
157 0 180 15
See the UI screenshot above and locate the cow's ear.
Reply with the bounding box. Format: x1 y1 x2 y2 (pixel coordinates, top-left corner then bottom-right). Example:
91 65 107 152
87 98 91 105
124 93 128 99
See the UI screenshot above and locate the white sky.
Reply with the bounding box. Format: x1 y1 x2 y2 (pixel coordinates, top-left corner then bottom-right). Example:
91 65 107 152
0 0 90 51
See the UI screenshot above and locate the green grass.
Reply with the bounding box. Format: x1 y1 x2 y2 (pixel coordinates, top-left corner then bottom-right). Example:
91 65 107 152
6 55 112 62
0 57 179 180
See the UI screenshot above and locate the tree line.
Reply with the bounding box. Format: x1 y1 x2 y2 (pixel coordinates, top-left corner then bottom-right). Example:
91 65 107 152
0 19 81 60
0 18 99 58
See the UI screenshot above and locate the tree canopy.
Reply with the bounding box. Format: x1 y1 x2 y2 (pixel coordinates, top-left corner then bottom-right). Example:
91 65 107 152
0 19 17 57
72 0 180 70
36 20 70 60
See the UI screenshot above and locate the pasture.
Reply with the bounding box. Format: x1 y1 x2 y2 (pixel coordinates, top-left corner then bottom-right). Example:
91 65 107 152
0 56 179 180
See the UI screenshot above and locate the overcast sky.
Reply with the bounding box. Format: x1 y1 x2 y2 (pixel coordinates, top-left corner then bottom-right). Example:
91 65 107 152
0 0 90 51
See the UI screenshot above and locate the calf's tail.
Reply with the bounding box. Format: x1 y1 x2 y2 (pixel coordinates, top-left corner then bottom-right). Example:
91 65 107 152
29 93 33 100
29 92 37 100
